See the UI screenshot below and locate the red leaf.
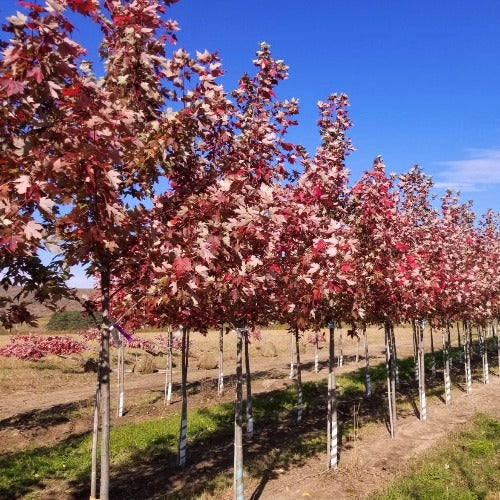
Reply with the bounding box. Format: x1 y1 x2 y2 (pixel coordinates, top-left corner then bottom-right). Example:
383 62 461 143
26 66 43 84
62 85 80 97
0 78 24 97
313 239 327 256
67 0 97 15
172 257 192 277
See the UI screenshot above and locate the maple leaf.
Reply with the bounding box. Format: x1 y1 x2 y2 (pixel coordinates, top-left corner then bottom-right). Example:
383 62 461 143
0 78 24 97
67 0 98 15
313 239 327 256
24 221 43 240
7 11 27 26
14 175 31 194
173 257 192 278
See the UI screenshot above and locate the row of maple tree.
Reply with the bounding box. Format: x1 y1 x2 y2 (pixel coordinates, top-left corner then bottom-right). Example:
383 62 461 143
1 0 498 335
1 1 498 498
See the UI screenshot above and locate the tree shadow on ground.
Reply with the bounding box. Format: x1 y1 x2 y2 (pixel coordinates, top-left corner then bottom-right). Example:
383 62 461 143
0 399 93 431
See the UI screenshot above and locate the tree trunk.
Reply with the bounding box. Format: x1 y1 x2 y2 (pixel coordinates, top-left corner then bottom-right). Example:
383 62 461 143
430 326 436 377
117 341 124 417
356 334 360 364
464 321 472 394
314 339 319 373
164 329 173 405
295 327 303 422
496 323 500 377
363 327 371 396
447 324 453 369
99 268 112 500
385 322 397 437
442 331 451 405
244 331 254 438
218 326 224 396
480 327 489 384
412 320 419 381
417 320 427 421
390 324 399 389
289 328 295 379
90 374 101 499
234 328 244 500
177 327 189 467
327 322 338 469
457 321 461 348
338 330 343 367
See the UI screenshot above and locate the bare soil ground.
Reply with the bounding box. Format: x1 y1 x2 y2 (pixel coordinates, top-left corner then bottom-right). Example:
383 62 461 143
1 324 498 499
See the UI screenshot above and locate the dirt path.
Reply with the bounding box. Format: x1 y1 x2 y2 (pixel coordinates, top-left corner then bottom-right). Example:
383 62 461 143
0 344 393 421
253 375 500 500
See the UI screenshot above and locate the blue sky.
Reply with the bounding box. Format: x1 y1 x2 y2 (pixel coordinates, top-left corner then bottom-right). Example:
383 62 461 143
2 0 500 287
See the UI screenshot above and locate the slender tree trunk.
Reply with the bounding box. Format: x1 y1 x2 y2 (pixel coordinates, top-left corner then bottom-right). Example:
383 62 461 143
289 328 294 379
417 320 427 421
457 321 461 348
412 320 419 381
385 323 396 438
164 329 173 405
390 324 399 389
99 268 112 500
464 321 472 394
117 340 124 417
443 331 451 405
90 370 101 500
295 327 303 422
356 334 360 364
177 327 189 467
244 331 253 438
338 330 343 367
480 327 489 384
314 338 319 373
430 326 436 377
496 323 500 377
363 327 371 396
327 323 338 469
234 328 244 500
447 323 453 369
218 326 224 396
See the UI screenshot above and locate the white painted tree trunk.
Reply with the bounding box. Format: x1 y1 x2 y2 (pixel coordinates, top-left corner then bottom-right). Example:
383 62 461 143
442 332 451 405
289 328 295 379
177 327 189 467
218 326 224 396
234 328 244 500
90 379 101 500
412 320 419 382
464 322 472 394
164 329 173 405
327 323 338 469
244 331 253 438
418 320 427 421
385 323 397 438
117 341 124 417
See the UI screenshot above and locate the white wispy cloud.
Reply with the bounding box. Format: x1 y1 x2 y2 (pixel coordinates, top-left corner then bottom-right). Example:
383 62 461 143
433 148 500 192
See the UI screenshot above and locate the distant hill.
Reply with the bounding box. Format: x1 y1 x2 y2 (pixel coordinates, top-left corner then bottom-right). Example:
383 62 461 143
2 287 95 320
